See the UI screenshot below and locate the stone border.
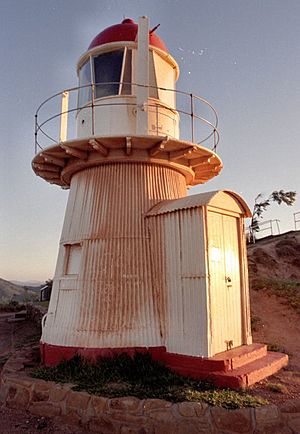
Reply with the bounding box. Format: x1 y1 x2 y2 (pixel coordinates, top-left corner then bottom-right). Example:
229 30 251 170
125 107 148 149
0 349 299 433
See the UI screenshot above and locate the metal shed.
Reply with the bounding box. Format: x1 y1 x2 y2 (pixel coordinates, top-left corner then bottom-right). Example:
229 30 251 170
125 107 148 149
146 189 252 358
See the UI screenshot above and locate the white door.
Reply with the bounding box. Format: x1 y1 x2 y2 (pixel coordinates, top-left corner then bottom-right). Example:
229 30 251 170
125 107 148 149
207 211 242 355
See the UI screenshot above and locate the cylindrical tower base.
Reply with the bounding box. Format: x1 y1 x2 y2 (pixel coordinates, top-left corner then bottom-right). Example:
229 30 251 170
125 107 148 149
42 162 187 363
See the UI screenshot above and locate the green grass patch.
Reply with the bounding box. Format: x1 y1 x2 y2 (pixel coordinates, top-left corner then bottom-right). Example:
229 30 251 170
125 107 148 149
250 277 300 314
31 353 267 408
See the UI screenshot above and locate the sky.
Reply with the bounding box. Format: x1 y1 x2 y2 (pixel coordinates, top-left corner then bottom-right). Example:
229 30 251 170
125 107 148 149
0 0 299 282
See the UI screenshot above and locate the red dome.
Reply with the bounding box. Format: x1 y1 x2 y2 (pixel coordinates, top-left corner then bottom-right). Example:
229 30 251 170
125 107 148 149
88 18 168 52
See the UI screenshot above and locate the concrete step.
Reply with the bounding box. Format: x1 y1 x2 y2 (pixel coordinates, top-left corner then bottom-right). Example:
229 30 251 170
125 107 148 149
210 343 267 370
164 343 268 374
210 351 289 389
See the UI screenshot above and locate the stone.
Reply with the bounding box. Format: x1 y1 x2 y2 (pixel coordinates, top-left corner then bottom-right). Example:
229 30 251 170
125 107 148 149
109 397 141 413
120 427 153 434
32 381 50 402
6 375 33 389
143 399 172 414
285 414 300 433
6 386 30 410
110 411 147 425
28 401 61 418
211 407 253 433
66 390 91 412
279 398 300 414
91 396 109 415
192 401 209 417
255 404 280 424
153 421 179 434
176 421 214 434
177 402 196 417
253 422 292 434
49 385 69 402
148 409 176 424
88 415 118 433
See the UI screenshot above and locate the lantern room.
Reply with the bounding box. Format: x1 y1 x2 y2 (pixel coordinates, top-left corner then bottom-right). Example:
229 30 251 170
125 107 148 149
76 18 180 139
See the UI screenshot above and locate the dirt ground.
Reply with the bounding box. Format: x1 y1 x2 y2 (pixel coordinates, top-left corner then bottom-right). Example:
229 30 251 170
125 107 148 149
249 288 300 404
0 313 90 434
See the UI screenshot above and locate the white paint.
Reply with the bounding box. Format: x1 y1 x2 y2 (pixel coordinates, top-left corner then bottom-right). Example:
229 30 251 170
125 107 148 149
60 91 69 142
136 16 149 135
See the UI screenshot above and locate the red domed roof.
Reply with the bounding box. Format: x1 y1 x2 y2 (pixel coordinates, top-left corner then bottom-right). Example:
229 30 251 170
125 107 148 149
88 18 168 52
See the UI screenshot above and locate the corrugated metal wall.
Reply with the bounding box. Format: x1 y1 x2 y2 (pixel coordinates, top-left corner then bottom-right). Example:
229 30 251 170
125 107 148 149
43 163 187 348
147 207 210 357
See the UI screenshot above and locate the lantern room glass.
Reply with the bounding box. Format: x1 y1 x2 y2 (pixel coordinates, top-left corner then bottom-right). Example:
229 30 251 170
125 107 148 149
78 60 92 108
94 49 124 98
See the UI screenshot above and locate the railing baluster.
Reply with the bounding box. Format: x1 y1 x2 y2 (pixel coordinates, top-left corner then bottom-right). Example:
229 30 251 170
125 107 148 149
190 94 194 143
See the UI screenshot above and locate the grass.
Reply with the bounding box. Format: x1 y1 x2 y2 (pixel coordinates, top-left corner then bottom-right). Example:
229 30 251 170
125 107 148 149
266 382 289 394
32 353 268 409
250 277 300 314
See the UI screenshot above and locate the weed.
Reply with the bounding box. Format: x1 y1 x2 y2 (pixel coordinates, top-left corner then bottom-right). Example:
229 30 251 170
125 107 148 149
267 343 287 353
266 383 289 394
251 315 261 332
32 353 268 408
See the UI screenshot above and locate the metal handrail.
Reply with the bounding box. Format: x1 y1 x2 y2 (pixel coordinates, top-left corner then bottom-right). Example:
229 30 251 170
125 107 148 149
34 82 220 154
294 211 300 230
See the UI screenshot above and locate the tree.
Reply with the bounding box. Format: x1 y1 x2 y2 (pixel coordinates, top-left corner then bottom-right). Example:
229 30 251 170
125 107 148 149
249 190 296 241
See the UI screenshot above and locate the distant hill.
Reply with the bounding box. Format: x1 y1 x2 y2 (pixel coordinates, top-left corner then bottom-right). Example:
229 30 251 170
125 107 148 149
0 278 39 302
11 280 43 288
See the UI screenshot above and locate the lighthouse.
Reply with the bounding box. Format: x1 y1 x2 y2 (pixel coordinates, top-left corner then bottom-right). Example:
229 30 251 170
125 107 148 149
33 17 288 388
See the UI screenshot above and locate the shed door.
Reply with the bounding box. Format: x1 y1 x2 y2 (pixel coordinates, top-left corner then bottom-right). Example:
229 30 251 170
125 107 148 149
207 211 242 355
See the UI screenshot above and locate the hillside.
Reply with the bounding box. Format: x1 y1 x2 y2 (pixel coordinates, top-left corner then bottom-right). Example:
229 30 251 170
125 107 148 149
248 230 300 281
0 277 38 302
247 230 300 402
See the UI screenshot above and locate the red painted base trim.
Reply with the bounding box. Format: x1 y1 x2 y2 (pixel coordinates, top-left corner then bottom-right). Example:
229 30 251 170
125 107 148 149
40 342 166 367
40 343 288 389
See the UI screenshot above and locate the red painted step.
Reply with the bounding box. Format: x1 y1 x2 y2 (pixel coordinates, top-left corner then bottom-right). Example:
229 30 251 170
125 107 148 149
210 343 267 371
210 351 289 389
164 343 267 375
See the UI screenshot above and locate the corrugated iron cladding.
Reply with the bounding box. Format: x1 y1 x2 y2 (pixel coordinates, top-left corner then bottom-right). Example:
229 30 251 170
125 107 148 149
147 207 210 357
42 163 187 348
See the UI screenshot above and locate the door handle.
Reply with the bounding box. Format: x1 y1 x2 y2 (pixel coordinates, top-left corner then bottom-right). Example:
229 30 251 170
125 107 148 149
225 276 232 286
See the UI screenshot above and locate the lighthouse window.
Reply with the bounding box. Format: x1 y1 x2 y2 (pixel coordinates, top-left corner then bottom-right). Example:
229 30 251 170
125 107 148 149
64 244 82 275
78 60 92 108
94 49 124 98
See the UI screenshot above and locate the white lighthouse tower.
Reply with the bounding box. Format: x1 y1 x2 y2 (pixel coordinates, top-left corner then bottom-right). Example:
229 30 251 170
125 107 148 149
33 17 287 388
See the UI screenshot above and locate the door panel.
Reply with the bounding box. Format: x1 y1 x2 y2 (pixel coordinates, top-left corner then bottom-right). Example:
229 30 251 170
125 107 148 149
207 211 242 355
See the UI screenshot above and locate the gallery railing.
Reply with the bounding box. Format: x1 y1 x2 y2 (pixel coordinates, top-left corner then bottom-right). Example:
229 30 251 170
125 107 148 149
34 82 220 154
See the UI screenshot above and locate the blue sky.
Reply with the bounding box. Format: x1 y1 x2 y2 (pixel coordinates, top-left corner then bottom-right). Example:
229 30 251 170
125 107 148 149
0 0 299 281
